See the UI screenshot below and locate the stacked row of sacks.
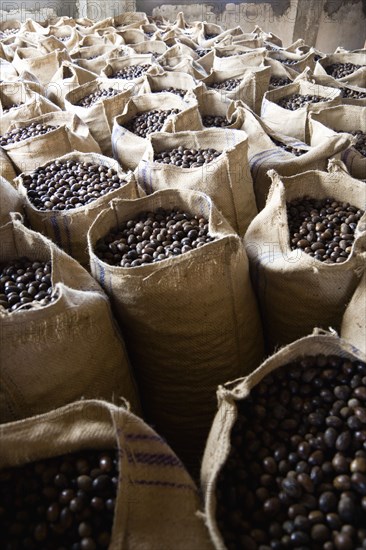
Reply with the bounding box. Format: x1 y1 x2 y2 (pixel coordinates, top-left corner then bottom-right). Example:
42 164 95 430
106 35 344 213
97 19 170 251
0 10 365 549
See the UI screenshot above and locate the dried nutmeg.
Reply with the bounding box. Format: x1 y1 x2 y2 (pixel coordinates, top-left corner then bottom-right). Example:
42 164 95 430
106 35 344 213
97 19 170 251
277 93 332 110
124 108 180 138
76 88 122 108
0 449 118 548
154 145 222 168
21 159 127 211
216 355 366 550
95 207 216 268
0 257 57 312
287 196 364 263
0 123 59 147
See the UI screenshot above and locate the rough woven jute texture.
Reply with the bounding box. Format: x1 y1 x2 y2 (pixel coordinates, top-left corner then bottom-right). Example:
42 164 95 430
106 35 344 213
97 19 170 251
0 147 17 182
64 78 134 156
234 103 353 210
88 189 264 474
261 79 342 142
0 177 23 225
15 151 140 266
303 73 366 107
309 105 366 180
135 129 257 237
194 90 244 130
341 270 366 355
12 47 70 86
70 45 121 75
0 218 140 423
314 52 366 87
111 92 202 171
203 65 271 115
1 111 101 174
201 332 366 550
244 167 366 353
138 69 202 97
47 61 97 109
0 400 214 550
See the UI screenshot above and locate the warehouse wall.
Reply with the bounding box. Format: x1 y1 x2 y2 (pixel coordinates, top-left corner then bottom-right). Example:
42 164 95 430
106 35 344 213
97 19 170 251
0 0 365 51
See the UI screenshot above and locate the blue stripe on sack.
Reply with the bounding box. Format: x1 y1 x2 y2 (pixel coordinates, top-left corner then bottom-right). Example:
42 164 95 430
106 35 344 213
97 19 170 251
125 432 165 443
50 216 62 247
141 160 148 194
62 216 72 256
133 479 196 491
250 149 287 180
112 124 127 159
126 452 184 468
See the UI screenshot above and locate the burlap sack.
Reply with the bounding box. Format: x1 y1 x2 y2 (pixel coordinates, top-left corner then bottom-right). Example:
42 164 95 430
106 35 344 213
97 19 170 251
113 11 149 29
268 49 317 74
131 40 168 58
1 111 101 174
87 189 264 474
195 23 242 49
0 399 213 549
136 129 257 236
314 53 366 87
138 70 203 98
0 177 23 225
0 147 17 182
232 103 352 209
116 28 146 45
341 270 366 355
265 57 303 89
261 79 342 141
194 89 244 130
203 65 271 115
71 45 122 75
0 218 140 422
76 17 114 36
212 47 267 71
46 61 97 109
201 331 366 550
44 25 81 53
298 72 366 106
101 55 156 84
163 57 208 80
253 25 283 48
0 82 60 131
158 42 199 64
64 78 134 156
244 168 366 352
12 47 70 86
112 93 202 170
15 151 141 265
309 105 366 180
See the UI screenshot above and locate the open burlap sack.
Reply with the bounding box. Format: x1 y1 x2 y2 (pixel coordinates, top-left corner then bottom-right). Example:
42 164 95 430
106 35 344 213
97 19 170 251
0 177 23 225
314 53 366 87
261 79 342 142
265 57 301 89
341 270 366 355
138 69 203 98
101 55 157 84
112 93 202 171
0 399 213 549
45 25 80 53
232 103 352 209
15 151 141 266
0 58 18 80
131 40 168 58
135 129 257 236
115 28 146 45
76 17 114 36
0 148 17 182
71 45 122 75
253 25 283 48
64 79 134 156
195 23 242 49
113 11 149 29
201 331 366 550
297 72 366 106
88 189 264 475
159 42 199 63
0 81 60 129
1 111 101 175
244 168 366 352
12 47 70 86
203 66 271 115
46 61 97 109
212 47 267 71
193 90 244 130
268 49 317 74
0 218 140 422
309 105 366 180
163 57 208 80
